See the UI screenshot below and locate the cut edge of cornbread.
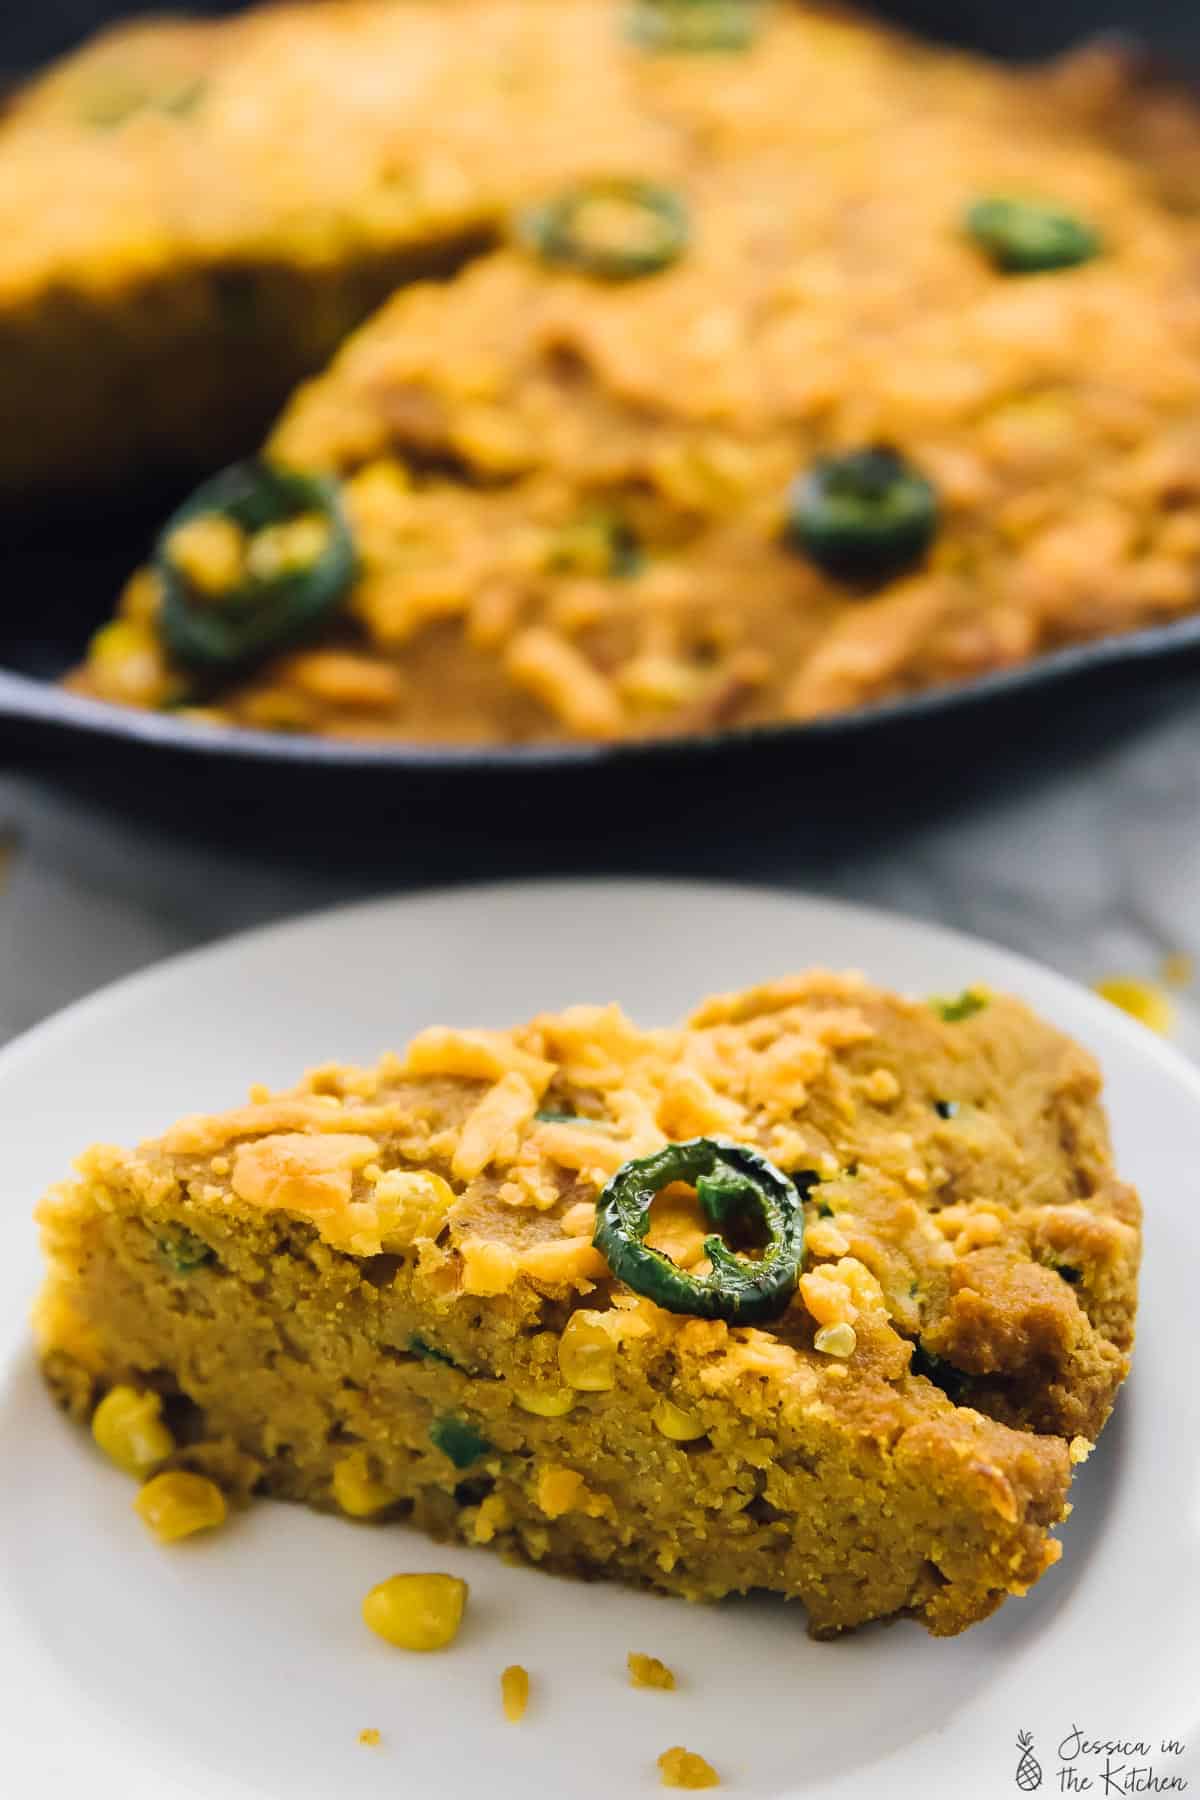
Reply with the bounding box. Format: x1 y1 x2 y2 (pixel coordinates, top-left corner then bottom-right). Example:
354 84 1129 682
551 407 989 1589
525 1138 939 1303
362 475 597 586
33 970 1140 1637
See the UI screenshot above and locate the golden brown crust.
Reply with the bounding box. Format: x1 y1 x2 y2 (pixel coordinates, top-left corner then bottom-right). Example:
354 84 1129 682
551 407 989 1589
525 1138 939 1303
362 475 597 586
34 972 1140 1636
0 0 678 500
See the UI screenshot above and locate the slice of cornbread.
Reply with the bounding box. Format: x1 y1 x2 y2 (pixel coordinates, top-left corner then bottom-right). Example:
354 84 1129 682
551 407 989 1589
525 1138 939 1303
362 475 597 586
0 0 681 504
35 972 1140 1637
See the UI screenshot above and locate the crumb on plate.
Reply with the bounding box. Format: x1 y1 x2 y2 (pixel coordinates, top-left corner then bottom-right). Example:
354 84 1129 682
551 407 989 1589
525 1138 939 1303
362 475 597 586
658 1746 720 1789
501 1663 530 1721
1094 976 1173 1035
629 1652 676 1690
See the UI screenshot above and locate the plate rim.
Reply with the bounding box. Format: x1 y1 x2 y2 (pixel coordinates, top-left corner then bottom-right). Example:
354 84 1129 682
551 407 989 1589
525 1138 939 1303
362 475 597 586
3 873 1199 1098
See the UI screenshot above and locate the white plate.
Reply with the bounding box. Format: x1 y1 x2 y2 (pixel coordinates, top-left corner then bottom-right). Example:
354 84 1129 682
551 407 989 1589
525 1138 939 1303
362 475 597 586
1 880 1197 1800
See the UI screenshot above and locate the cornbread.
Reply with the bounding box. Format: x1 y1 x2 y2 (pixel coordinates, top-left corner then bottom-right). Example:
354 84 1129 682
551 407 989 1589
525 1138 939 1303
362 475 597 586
57 1 1200 742
0 0 678 503
35 971 1140 1637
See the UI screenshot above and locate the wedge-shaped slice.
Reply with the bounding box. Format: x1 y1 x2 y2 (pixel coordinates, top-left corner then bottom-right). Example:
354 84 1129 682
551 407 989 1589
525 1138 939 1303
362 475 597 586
0 0 680 503
35 972 1140 1636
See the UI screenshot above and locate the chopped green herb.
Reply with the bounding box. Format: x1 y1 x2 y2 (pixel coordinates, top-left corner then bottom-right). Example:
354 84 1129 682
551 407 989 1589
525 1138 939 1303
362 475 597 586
626 0 763 52
429 1415 492 1469
785 446 938 584
79 74 207 129
519 179 690 282
934 1100 960 1120
409 1335 459 1368
593 1137 812 1324
535 1109 608 1128
910 1343 969 1403
966 197 1101 275
548 512 643 580
931 991 988 1024
156 1228 213 1274
157 461 356 673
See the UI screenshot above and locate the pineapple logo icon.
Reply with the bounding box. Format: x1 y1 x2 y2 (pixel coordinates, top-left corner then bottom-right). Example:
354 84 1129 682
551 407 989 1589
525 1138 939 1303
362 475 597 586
1015 1731 1043 1791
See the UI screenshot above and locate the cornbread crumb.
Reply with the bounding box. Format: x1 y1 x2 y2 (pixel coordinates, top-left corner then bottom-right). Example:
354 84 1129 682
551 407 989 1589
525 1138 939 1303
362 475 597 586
358 1729 381 1748
1069 1436 1094 1465
1094 977 1173 1035
628 1652 676 1690
658 1746 720 1789
501 1664 530 1722
1161 952 1194 990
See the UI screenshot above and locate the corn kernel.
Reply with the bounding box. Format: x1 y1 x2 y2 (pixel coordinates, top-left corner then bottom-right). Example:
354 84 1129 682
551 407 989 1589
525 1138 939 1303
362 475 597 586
501 1664 530 1722
86 620 175 708
245 513 331 584
166 514 247 595
629 1652 676 1690
92 1386 175 1477
471 1493 511 1544
1094 977 1173 1035
134 1471 227 1543
362 1573 467 1652
658 1746 720 1789
814 1322 857 1359
652 1399 705 1442
332 1450 392 1517
558 1312 616 1390
358 1729 381 1748
514 1385 577 1418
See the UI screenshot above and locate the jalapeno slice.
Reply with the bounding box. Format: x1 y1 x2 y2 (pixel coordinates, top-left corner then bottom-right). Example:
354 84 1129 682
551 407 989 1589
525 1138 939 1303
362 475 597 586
548 511 643 579
786 446 938 583
626 0 762 52
156 461 356 673
965 198 1100 274
519 180 690 282
593 1137 811 1323
429 1415 492 1469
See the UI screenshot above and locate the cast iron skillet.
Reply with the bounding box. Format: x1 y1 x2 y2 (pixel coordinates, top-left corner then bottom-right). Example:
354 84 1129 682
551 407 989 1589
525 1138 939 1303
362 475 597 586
2 0 1199 800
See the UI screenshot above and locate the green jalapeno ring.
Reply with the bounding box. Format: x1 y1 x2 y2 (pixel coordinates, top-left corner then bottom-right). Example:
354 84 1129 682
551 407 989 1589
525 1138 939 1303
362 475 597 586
156 461 356 673
592 1137 812 1324
625 0 763 53
965 197 1101 275
785 445 939 585
518 179 690 282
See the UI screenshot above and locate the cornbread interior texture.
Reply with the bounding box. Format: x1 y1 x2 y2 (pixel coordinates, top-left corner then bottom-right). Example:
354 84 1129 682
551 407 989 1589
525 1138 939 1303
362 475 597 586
35 973 1140 1637
60 1 1200 741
